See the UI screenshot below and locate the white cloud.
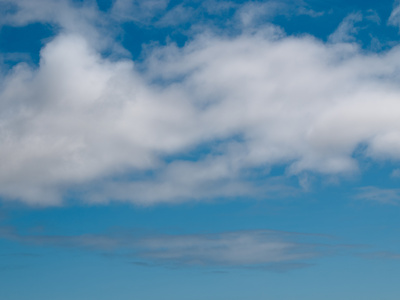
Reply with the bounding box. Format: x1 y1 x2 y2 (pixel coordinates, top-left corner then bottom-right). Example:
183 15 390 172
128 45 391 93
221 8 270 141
0 34 204 204
0 0 96 33
156 4 195 27
86 155 298 205
235 1 285 28
2 3 400 205
388 0 400 28
146 32 400 175
328 12 363 43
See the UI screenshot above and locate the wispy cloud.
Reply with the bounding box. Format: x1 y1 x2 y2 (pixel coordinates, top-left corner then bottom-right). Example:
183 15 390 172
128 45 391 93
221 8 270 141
135 230 319 266
0 226 343 270
388 0 400 29
359 251 400 260
111 0 170 24
354 186 400 205
391 168 400 178
328 12 363 43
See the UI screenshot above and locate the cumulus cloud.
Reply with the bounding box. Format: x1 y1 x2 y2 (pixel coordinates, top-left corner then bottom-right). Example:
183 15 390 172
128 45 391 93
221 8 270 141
145 32 400 174
2 1 400 205
0 33 204 204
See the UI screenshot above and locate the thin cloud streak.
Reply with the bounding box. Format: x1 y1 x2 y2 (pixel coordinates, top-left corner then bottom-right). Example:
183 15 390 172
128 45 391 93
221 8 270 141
354 186 400 205
0 227 343 269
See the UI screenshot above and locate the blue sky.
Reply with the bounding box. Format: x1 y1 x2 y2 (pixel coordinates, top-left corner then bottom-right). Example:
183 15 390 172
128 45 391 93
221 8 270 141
1 0 400 299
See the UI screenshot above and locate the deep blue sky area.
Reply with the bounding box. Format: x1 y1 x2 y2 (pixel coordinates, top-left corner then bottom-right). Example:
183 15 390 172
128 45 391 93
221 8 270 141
1 0 400 299
0 23 56 66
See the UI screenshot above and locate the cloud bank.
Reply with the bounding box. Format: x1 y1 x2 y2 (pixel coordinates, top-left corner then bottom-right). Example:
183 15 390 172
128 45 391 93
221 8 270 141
1 1 400 205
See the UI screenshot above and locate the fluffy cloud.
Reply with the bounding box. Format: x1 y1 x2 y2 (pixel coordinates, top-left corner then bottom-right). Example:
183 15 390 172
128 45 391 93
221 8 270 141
0 34 203 204
144 31 400 175
2 1 400 205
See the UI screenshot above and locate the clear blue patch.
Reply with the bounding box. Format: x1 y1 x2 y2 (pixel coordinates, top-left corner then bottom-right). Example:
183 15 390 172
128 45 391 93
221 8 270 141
0 23 56 67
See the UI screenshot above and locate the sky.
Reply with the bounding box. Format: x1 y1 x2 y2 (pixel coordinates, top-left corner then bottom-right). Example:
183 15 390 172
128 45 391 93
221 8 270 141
1 0 400 299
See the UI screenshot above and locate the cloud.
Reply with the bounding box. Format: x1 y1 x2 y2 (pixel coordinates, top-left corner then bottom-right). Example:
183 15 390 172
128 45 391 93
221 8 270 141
134 230 322 267
391 168 400 178
354 187 400 205
365 9 381 25
388 0 400 28
234 0 324 29
328 12 363 43
235 1 286 28
360 251 400 260
2 2 400 205
0 226 336 269
145 31 400 176
111 0 170 24
1 34 163 205
156 4 195 27
0 0 97 33
87 156 298 205
108 0 324 31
